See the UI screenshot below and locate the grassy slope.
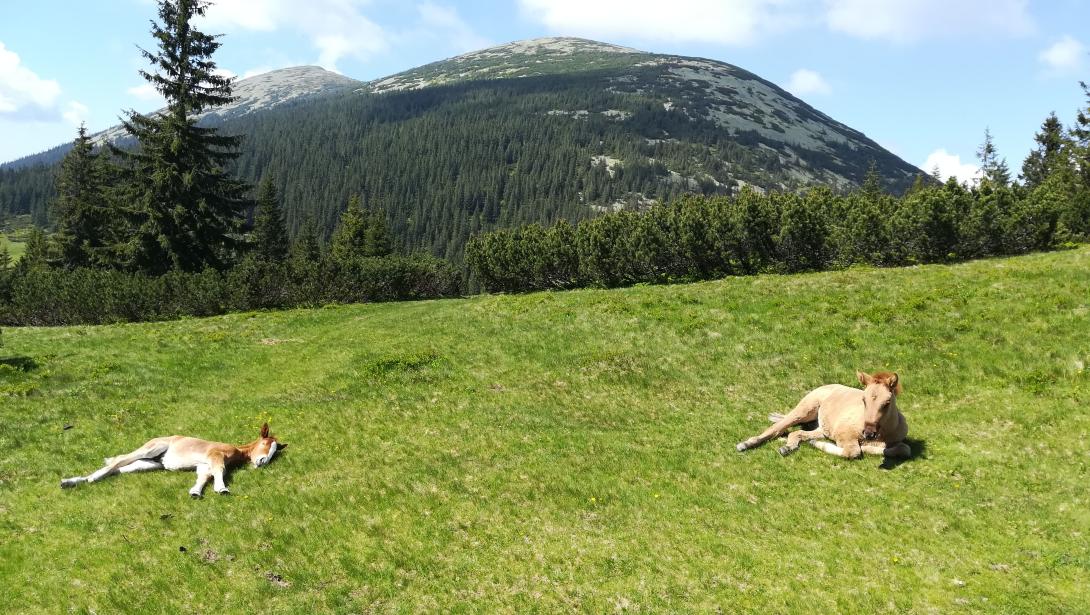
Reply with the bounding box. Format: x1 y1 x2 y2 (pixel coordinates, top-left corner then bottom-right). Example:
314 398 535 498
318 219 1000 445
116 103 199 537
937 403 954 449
1 248 1088 613
1 235 26 262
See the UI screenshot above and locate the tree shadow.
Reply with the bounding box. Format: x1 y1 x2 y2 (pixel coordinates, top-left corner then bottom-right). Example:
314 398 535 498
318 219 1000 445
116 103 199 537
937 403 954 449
880 438 927 470
0 356 38 372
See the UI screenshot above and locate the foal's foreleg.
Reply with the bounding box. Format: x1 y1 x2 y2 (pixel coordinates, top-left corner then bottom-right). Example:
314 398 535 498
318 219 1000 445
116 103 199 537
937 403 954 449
778 428 825 456
861 441 911 458
736 397 820 452
809 440 863 459
190 464 212 498
209 453 230 495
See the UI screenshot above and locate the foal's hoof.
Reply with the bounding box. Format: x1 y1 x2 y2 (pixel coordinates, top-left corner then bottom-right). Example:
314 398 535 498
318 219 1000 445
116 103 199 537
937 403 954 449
735 442 749 452
216 488 231 496
778 445 796 457
189 492 203 499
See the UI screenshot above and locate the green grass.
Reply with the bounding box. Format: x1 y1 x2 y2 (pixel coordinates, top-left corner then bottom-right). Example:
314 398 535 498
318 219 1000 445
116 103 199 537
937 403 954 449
0 234 26 262
1 248 1089 612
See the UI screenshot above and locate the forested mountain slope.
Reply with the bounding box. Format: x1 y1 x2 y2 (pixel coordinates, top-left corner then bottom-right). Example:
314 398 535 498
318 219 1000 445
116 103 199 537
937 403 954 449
0 38 923 259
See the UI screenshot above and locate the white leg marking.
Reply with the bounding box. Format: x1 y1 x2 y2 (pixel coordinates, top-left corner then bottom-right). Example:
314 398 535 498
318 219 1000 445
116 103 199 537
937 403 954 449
212 468 229 494
190 465 211 498
60 476 87 489
861 443 888 456
86 465 115 483
809 440 845 456
118 459 164 473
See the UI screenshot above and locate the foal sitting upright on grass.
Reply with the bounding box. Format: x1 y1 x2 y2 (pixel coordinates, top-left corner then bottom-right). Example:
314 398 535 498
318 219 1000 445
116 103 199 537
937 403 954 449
736 371 910 459
61 423 282 497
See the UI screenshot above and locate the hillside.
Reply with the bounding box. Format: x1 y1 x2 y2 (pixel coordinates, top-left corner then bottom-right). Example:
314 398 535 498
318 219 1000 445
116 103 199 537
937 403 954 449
1 37 924 257
1 247 1087 611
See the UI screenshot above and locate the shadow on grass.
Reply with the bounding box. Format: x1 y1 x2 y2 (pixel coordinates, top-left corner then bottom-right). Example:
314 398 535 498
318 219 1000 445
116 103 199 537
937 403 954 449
880 438 927 470
0 356 38 372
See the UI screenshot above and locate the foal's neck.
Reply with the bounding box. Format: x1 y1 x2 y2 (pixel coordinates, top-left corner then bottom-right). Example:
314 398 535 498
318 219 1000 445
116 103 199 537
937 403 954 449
229 440 259 466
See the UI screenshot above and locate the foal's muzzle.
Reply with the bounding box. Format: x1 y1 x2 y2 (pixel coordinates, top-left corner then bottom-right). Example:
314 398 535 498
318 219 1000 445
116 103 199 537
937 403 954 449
863 423 879 440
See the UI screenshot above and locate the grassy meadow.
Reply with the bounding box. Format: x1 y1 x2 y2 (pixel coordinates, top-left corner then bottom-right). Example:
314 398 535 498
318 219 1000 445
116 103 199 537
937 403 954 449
1 247 1088 612
1 233 27 262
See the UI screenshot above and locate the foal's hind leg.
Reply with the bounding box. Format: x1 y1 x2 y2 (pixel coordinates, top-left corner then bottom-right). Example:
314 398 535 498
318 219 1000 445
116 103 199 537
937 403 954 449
117 459 164 473
61 439 170 488
736 396 820 452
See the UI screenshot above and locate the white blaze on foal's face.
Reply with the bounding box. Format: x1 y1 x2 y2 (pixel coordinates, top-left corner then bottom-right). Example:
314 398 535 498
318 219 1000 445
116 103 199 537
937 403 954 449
251 422 281 468
253 440 278 468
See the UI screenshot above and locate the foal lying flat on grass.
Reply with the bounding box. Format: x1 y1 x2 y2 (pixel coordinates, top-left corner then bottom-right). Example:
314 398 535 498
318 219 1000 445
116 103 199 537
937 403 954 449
736 371 910 459
60 423 282 497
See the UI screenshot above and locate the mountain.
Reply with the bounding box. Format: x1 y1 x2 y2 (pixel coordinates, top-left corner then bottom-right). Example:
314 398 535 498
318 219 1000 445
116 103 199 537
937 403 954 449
0 38 924 258
3 66 360 170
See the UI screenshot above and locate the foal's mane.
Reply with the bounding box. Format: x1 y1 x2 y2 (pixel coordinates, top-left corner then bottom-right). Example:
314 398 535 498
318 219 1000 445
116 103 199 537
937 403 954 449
871 371 903 395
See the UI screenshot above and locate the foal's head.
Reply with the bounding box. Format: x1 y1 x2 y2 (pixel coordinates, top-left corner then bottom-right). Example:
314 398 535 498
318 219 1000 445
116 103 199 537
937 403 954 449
857 371 902 440
248 422 282 468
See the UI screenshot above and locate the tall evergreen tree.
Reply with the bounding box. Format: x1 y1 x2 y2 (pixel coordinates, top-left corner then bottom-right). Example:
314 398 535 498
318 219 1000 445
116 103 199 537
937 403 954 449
113 0 249 274
1074 81 1090 189
21 228 51 269
1021 113 1067 189
861 160 884 200
977 128 1011 187
330 195 370 262
292 216 323 264
0 245 11 270
252 176 290 262
52 124 114 268
363 209 392 257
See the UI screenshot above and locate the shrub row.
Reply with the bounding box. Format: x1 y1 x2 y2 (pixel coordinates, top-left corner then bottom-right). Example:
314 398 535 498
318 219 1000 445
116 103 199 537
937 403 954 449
467 178 1086 293
0 254 460 326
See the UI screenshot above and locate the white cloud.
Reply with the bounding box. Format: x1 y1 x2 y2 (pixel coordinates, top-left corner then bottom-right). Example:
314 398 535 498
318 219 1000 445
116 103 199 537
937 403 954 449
0 41 62 117
1039 35 1086 75
241 66 276 80
416 2 491 54
786 68 831 96
516 0 1035 46
923 149 980 184
517 0 804 46
200 0 388 71
201 0 282 31
824 0 1035 43
62 101 89 126
126 82 166 107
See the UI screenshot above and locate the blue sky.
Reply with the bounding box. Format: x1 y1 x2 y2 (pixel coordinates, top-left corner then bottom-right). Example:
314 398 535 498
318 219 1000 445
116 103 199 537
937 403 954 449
2 0 1088 181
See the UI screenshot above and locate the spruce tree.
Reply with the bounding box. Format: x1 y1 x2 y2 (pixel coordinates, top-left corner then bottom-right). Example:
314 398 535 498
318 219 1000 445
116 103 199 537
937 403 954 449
252 176 290 262
114 0 249 274
0 245 11 270
860 160 885 200
330 195 370 262
1021 113 1067 189
53 124 114 268
292 216 323 264
977 128 1011 187
21 229 51 269
364 209 392 257
1074 82 1090 190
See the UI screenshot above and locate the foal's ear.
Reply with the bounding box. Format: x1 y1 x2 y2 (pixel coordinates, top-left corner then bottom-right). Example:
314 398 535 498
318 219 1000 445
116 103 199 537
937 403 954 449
886 373 901 394
857 371 874 386
260 422 270 439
